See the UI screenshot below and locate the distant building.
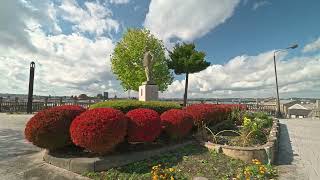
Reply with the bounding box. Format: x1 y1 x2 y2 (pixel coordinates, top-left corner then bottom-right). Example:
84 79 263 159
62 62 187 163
261 99 299 116
103 92 108 100
96 94 103 99
280 100 300 116
78 94 89 100
288 104 312 118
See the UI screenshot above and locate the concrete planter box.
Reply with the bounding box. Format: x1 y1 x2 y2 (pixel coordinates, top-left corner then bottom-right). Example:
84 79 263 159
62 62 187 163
200 119 280 164
43 140 194 174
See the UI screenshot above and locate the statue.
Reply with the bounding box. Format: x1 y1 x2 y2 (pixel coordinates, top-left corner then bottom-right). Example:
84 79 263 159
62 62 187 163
139 48 159 101
143 49 155 84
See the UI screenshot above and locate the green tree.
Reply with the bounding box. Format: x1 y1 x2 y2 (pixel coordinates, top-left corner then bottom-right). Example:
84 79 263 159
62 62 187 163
111 28 173 91
168 43 210 106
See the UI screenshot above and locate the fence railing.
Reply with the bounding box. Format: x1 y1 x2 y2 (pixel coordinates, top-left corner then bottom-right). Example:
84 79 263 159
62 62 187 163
0 98 277 115
0 100 95 113
245 103 277 116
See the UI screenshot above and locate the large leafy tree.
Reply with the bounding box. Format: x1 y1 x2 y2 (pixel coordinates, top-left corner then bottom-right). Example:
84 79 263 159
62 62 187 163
111 28 173 91
168 43 210 106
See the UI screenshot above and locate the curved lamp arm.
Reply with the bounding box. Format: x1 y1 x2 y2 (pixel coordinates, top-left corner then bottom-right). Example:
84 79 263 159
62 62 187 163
274 44 298 56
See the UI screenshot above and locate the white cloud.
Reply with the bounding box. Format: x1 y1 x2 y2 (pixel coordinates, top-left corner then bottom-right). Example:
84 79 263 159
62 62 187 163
161 52 320 98
1 0 320 99
0 27 119 96
0 0 61 51
303 37 320 53
59 0 119 36
0 0 123 96
252 1 271 11
144 0 240 44
110 0 130 5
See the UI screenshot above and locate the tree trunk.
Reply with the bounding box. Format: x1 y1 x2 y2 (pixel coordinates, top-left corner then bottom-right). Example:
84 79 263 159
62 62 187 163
183 72 189 107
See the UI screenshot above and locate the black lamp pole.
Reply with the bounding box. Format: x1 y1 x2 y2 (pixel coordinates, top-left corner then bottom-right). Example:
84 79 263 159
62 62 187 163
27 62 35 114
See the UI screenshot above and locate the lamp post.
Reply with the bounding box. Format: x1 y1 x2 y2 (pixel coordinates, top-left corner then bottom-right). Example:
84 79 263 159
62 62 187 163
27 62 35 114
273 44 298 118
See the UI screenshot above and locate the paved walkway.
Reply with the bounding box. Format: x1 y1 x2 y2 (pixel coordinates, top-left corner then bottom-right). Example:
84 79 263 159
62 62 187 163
0 113 89 180
278 118 320 180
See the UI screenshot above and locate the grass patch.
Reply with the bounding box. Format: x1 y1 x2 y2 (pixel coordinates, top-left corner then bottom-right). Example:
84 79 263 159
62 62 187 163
83 144 246 179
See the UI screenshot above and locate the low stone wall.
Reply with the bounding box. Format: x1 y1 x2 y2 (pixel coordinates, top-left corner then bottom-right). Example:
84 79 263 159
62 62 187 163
43 140 194 174
200 119 280 164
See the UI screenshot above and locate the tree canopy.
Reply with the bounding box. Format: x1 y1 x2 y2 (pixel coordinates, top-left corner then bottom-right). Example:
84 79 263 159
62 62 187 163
167 43 210 75
111 28 173 91
168 43 210 106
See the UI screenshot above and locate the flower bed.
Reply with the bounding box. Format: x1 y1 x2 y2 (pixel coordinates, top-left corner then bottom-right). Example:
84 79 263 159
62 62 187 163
198 112 280 164
25 102 277 178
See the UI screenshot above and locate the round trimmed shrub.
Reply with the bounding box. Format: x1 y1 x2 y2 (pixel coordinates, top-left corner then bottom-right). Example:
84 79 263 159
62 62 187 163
185 104 247 126
160 109 193 139
184 104 214 125
25 105 86 150
126 108 161 142
70 108 127 154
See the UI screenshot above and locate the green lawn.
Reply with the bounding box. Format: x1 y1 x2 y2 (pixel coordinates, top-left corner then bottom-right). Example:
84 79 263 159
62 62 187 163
83 143 246 180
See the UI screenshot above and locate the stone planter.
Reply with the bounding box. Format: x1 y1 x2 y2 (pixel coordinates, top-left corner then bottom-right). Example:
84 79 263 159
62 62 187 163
199 119 280 164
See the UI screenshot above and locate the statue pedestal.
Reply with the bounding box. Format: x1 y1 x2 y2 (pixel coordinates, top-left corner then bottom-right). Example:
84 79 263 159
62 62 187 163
139 84 158 101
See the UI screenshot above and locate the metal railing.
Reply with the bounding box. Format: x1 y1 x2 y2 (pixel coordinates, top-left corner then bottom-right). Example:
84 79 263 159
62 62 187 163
0 98 277 115
0 99 96 113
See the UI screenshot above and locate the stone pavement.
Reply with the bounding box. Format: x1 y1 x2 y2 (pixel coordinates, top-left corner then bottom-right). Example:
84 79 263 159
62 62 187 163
0 113 90 180
277 118 320 180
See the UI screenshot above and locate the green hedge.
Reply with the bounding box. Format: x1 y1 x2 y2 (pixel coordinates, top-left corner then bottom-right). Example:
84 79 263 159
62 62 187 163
90 100 181 114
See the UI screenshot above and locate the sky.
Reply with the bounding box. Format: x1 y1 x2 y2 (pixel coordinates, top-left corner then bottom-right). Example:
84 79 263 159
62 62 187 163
0 0 320 99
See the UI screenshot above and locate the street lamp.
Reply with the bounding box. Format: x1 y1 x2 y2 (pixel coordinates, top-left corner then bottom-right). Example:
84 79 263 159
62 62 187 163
273 44 298 118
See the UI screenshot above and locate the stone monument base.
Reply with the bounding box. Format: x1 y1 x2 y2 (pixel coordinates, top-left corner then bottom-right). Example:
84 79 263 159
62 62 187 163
139 84 158 101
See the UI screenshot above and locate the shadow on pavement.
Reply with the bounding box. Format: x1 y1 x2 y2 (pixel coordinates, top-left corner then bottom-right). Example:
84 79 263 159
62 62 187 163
0 129 39 161
276 123 294 165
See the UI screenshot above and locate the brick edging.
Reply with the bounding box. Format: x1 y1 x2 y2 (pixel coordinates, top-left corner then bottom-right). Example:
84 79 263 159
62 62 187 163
43 140 194 174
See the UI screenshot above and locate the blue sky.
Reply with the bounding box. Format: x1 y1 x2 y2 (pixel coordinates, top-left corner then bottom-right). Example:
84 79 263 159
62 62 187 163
0 0 320 98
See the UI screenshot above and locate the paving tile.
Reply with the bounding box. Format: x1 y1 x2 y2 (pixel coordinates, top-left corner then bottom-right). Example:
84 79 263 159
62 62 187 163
278 118 320 180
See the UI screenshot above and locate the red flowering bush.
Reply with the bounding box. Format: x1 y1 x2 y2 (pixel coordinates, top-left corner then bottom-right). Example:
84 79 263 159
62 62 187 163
185 104 246 126
25 105 86 150
184 104 215 125
160 109 193 139
70 108 127 154
126 108 161 142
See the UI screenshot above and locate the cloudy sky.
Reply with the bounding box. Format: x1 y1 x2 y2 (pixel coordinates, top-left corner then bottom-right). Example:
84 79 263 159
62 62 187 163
1 0 320 98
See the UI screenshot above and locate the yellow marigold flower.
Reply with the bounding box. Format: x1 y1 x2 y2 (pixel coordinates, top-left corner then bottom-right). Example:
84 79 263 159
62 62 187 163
259 166 266 171
244 171 250 176
170 176 175 180
169 168 175 172
152 175 159 180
